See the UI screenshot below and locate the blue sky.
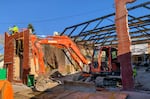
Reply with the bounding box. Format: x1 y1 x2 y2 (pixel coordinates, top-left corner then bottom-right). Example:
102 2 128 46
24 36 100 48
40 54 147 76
0 0 149 36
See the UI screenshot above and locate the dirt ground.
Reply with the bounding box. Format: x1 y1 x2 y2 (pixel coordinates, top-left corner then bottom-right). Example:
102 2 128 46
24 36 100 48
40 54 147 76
13 66 150 99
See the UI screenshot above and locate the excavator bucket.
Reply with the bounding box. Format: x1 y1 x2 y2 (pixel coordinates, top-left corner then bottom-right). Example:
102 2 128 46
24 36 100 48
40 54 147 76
64 80 96 93
0 80 14 99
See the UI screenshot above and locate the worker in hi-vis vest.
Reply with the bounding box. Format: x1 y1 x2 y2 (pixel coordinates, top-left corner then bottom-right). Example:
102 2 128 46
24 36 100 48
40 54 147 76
9 25 19 35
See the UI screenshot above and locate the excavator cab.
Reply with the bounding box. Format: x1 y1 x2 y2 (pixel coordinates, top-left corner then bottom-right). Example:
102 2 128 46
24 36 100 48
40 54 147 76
99 47 110 71
90 46 121 87
91 46 120 76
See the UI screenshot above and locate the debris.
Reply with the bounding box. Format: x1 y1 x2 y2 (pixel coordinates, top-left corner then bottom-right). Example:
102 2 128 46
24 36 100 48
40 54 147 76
64 80 96 93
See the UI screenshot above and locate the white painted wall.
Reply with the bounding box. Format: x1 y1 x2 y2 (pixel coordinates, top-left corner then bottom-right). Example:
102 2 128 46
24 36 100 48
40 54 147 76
131 43 148 55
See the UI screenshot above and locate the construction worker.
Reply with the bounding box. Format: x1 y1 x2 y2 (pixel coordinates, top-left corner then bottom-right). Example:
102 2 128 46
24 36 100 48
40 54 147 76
53 31 59 36
27 24 35 34
9 25 19 35
133 66 137 79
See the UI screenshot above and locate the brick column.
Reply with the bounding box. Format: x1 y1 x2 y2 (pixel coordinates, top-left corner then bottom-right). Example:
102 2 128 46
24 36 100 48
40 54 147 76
4 33 14 82
115 0 135 90
22 30 30 84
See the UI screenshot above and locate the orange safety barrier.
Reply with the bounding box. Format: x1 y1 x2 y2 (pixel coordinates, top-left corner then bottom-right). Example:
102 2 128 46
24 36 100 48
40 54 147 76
0 80 13 99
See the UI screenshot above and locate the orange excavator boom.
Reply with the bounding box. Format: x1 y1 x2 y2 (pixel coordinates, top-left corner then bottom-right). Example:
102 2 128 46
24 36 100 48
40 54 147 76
30 35 90 75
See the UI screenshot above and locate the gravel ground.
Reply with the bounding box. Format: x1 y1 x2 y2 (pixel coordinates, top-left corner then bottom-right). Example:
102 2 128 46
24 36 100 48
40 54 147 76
13 66 150 99
123 91 150 99
134 66 150 91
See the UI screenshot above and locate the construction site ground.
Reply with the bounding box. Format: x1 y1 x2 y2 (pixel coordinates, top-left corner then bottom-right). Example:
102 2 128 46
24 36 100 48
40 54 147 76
13 66 150 99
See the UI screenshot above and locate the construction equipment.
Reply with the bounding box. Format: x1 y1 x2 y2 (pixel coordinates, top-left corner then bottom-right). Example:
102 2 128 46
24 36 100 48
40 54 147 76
90 46 121 87
30 34 121 91
0 80 14 99
30 35 91 91
67 46 122 89
30 35 90 74
91 46 120 74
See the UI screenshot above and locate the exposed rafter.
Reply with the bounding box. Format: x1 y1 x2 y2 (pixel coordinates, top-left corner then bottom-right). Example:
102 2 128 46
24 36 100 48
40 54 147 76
61 1 150 47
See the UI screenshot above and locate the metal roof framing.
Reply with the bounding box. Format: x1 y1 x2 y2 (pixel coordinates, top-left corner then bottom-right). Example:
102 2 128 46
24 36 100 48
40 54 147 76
60 1 150 47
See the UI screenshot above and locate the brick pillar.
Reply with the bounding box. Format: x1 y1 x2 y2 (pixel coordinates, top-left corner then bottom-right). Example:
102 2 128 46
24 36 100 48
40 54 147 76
4 33 15 82
115 0 135 90
22 30 30 84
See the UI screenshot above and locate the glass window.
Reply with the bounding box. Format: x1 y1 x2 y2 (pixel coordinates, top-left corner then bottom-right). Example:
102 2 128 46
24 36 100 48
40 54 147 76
112 51 117 59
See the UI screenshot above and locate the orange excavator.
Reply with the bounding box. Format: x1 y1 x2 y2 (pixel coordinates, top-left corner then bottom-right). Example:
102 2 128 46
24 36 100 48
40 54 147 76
30 34 121 91
30 35 90 75
30 35 92 91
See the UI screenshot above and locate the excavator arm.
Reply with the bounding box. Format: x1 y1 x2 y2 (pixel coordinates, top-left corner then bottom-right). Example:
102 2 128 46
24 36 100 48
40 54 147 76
30 35 46 74
30 35 90 75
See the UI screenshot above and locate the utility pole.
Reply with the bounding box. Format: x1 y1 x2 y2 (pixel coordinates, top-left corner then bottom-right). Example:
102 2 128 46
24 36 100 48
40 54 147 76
115 0 136 90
